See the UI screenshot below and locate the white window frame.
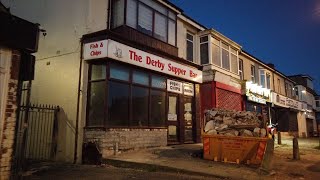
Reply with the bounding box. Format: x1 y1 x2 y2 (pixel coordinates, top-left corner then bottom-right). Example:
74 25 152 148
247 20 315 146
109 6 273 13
212 36 239 75
259 69 266 88
251 65 256 83
266 73 271 89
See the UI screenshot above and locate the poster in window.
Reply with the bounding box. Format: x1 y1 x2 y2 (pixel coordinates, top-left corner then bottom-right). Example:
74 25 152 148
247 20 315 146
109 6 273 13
168 125 177 136
184 103 192 112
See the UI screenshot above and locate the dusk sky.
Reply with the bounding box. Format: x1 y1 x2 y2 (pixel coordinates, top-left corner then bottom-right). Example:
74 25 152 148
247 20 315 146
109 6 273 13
170 0 320 93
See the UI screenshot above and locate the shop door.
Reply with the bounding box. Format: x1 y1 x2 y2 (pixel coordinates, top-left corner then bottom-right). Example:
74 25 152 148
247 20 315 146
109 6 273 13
167 94 180 144
183 96 194 143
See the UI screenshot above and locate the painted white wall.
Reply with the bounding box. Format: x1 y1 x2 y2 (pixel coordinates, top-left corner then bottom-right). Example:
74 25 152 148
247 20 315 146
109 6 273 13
1 0 109 162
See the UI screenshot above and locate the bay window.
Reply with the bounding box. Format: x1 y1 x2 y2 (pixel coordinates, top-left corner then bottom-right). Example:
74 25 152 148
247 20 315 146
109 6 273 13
112 0 177 46
266 73 271 89
87 63 167 128
211 37 239 74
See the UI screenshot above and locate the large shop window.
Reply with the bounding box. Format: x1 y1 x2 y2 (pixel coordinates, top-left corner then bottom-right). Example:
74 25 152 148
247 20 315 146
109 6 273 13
113 0 177 46
87 65 106 126
87 63 167 128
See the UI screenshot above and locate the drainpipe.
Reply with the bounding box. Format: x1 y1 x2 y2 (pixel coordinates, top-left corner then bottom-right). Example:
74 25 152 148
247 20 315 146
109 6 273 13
74 41 84 164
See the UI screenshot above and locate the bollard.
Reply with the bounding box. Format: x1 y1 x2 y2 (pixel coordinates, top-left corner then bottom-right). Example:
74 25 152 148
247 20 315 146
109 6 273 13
293 137 300 160
277 131 281 145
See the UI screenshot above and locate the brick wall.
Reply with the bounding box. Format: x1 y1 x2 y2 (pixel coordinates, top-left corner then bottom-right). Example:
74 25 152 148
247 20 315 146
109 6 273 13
0 50 20 180
84 128 167 158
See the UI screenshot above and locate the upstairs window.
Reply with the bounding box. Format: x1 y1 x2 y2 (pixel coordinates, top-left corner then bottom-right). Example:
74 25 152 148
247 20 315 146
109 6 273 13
113 0 177 46
211 37 238 74
186 33 194 61
251 65 256 83
259 69 266 88
200 36 209 64
277 78 281 93
238 59 244 80
266 73 271 89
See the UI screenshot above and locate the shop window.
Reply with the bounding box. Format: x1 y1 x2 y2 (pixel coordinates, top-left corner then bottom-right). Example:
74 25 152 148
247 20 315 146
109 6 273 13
186 33 194 61
107 81 130 126
133 70 149 85
200 36 209 64
113 0 177 45
238 59 244 80
110 64 130 81
87 63 169 128
87 64 107 127
132 86 149 127
151 75 166 89
88 82 105 126
150 90 166 127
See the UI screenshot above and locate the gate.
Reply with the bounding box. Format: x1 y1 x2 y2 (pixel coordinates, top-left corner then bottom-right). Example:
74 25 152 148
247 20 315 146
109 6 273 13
14 81 59 173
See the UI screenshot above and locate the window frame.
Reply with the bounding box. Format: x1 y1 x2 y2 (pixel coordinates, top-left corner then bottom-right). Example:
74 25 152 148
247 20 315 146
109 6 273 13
250 65 256 83
211 36 239 75
238 59 244 80
200 35 209 65
266 73 271 89
112 0 177 46
86 62 170 129
186 32 194 62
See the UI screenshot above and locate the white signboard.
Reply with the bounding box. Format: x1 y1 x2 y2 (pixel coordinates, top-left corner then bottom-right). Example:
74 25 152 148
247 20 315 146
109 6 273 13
183 83 194 96
167 79 183 94
107 40 202 83
83 40 108 60
245 81 270 104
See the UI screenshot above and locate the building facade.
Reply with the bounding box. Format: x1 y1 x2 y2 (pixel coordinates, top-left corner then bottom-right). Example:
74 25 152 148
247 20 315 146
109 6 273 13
0 2 39 179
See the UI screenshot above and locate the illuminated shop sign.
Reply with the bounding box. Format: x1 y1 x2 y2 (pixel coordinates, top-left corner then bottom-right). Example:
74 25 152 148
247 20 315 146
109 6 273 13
245 81 271 104
83 40 202 83
271 92 304 111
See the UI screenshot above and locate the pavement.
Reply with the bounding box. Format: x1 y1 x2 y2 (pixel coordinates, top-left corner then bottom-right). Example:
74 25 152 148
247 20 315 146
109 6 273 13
23 137 320 180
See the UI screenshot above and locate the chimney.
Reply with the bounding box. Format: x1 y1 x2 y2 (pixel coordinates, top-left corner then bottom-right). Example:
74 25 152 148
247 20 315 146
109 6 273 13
267 63 275 69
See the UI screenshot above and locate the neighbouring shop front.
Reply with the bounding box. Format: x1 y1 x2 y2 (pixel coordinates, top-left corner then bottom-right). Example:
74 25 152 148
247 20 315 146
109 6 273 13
82 38 202 158
271 92 305 137
243 81 271 124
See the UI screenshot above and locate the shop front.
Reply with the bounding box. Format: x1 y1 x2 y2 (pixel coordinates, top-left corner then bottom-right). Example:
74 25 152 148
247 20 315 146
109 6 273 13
82 38 202 157
243 81 271 124
271 92 305 137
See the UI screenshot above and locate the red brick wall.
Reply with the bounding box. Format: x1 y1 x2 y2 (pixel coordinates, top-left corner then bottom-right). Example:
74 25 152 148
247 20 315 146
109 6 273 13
0 50 20 180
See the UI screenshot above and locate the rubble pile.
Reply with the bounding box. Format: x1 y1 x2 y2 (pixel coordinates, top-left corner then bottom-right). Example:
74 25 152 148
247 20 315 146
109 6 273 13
204 108 266 137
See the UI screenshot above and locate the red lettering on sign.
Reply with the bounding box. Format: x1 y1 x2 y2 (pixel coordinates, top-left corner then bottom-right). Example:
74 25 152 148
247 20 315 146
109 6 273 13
146 56 165 71
129 50 142 62
190 70 197 78
90 50 101 56
168 63 186 76
90 43 98 49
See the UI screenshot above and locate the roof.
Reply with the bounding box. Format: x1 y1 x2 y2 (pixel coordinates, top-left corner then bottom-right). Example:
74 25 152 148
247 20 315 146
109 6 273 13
240 50 296 84
287 74 314 81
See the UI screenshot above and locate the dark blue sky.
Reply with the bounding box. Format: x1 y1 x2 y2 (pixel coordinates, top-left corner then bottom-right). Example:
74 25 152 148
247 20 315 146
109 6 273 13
170 0 320 92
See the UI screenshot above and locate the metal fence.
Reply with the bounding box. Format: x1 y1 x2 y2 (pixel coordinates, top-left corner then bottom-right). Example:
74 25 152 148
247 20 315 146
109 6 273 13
14 81 59 174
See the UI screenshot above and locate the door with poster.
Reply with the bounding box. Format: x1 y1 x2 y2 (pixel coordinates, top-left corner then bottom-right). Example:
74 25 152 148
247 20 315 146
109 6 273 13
167 93 180 144
183 96 194 143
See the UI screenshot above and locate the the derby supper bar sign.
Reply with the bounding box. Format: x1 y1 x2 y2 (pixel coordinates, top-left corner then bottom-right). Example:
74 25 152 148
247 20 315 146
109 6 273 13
83 39 202 83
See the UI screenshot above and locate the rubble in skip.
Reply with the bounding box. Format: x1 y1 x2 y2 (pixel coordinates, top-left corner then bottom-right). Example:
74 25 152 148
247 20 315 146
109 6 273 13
204 108 266 137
